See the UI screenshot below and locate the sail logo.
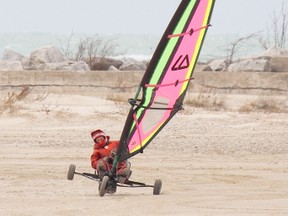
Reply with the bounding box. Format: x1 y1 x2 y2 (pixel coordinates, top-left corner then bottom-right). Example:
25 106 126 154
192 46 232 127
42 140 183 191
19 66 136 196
171 55 190 71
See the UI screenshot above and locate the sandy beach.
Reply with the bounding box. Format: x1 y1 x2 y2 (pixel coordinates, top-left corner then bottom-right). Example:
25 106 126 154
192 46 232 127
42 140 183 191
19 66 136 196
1 71 288 216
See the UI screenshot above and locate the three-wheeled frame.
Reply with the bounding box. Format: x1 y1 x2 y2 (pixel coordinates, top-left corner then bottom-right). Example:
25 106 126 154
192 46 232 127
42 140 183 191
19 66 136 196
67 164 162 197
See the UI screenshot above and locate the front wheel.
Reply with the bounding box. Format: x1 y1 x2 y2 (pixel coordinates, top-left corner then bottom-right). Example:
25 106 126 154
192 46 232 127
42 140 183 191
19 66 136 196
153 179 162 195
99 176 109 197
67 164 76 180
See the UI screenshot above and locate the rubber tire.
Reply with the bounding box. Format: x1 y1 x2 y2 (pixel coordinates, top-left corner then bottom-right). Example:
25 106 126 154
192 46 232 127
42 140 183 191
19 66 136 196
67 164 76 180
153 179 162 195
99 176 109 197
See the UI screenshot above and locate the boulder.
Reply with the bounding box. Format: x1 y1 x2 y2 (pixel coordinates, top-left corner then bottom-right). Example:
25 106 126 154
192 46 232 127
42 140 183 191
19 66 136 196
108 65 120 71
29 45 65 70
21 57 33 70
227 59 271 72
119 58 148 71
2 49 25 61
43 62 69 71
208 59 227 71
44 61 90 72
195 64 212 71
68 61 90 72
0 60 23 71
270 56 288 72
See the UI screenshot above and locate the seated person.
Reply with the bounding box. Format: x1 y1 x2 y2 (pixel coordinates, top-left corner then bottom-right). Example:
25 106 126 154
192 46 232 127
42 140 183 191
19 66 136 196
90 129 131 183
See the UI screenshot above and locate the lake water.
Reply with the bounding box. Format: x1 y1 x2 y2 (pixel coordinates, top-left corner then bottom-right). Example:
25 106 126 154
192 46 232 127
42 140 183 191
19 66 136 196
0 32 265 62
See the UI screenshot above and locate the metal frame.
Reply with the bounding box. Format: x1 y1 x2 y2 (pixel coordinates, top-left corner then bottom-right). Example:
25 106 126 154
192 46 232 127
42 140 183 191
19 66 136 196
74 171 154 188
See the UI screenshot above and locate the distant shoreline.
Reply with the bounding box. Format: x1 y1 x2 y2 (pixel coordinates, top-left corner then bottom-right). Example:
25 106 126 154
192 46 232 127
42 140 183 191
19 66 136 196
0 32 265 62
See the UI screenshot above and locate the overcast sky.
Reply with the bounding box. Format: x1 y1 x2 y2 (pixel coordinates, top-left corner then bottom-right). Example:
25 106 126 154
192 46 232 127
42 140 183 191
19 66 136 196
0 0 286 35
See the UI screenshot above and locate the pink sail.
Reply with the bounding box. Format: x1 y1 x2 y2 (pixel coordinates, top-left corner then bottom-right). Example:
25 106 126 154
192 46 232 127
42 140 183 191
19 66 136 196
117 0 216 162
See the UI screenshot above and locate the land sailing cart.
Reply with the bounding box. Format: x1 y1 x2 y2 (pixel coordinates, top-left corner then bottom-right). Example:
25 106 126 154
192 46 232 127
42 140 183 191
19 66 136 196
67 164 162 197
67 0 215 197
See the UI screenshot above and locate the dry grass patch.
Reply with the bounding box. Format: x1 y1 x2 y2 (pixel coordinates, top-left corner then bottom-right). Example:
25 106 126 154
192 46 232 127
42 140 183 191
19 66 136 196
185 88 226 111
0 86 30 114
106 93 129 104
0 86 49 115
239 96 288 113
106 93 132 115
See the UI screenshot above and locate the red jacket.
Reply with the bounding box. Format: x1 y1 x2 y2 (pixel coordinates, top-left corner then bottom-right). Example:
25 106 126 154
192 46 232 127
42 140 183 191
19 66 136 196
91 140 120 169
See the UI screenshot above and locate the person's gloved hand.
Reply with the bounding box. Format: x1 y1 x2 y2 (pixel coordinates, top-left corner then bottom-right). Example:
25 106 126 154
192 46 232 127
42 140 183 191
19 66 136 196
103 157 110 162
110 150 116 158
103 156 113 163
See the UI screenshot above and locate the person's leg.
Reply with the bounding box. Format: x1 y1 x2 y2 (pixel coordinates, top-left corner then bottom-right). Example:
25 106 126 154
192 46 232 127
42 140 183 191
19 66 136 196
117 161 132 183
97 159 109 179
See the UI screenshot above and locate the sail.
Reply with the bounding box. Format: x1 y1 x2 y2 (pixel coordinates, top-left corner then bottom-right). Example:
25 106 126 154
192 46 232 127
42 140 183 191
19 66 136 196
117 0 216 162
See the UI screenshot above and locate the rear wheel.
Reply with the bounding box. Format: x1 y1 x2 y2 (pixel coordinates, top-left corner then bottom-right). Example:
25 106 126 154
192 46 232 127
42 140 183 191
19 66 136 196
99 176 109 197
67 164 76 180
153 179 162 195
